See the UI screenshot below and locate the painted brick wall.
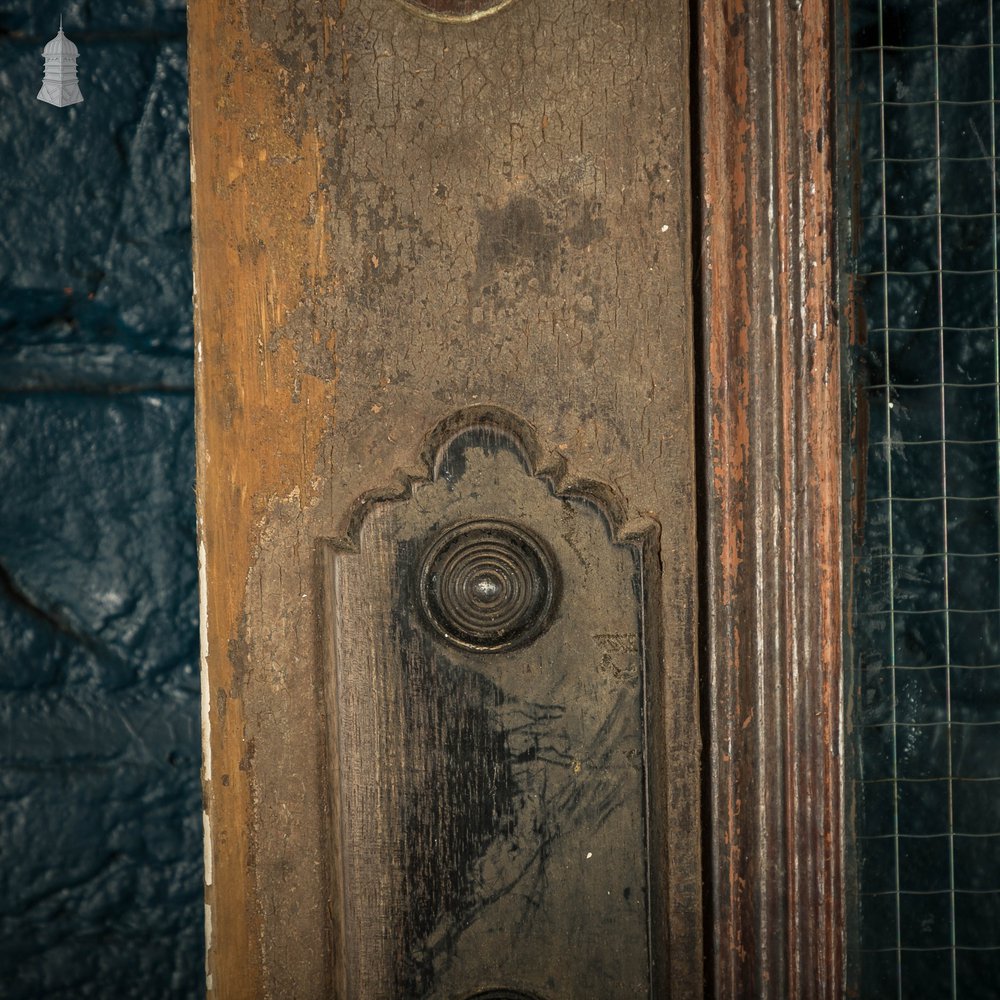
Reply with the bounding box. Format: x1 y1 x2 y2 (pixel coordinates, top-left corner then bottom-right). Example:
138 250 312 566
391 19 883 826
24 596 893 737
0 3 203 996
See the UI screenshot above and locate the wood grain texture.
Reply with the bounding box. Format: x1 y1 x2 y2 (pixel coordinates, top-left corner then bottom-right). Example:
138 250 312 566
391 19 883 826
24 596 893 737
324 413 662 998
189 0 699 996
696 0 847 997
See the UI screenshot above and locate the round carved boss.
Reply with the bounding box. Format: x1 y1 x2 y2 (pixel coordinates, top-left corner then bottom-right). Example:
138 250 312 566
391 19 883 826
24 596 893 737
417 519 559 652
394 0 519 22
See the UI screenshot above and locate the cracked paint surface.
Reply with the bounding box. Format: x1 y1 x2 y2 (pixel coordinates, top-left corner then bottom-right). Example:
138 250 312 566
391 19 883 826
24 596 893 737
190 2 701 997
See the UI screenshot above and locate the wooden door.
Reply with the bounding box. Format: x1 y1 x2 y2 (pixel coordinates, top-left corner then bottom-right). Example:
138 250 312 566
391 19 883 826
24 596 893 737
190 1 699 996
190 0 846 997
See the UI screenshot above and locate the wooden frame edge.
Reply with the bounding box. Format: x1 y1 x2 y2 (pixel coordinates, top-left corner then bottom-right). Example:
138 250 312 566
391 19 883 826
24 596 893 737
696 1 847 996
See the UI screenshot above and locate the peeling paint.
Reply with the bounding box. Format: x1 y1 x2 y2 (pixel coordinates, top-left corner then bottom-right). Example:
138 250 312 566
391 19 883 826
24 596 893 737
205 901 213 978
203 809 213 887
199 536 211 778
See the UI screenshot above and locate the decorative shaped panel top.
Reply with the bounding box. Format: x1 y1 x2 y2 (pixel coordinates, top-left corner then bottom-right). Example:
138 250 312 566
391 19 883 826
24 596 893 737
394 0 519 22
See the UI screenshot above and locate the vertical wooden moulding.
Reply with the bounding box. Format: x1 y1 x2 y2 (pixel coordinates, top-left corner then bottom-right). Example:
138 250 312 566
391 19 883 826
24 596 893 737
696 0 847 998
191 0 700 996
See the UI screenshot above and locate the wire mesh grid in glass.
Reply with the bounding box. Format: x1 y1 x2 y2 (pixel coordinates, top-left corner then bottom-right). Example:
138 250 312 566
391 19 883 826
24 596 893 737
852 0 1000 997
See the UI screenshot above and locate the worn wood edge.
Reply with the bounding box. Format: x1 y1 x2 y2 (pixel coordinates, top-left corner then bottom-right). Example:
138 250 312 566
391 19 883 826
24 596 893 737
697 0 846 997
188 0 337 994
188 4 264 995
636 522 670 1000
659 5 704 993
318 539 352 1000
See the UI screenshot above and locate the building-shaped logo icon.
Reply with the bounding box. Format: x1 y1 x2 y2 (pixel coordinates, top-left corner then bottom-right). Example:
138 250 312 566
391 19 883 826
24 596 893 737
37 18 83 108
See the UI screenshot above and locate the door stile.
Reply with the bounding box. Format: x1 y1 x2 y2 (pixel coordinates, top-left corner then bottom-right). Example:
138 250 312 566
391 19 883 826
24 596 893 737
190 1 703 996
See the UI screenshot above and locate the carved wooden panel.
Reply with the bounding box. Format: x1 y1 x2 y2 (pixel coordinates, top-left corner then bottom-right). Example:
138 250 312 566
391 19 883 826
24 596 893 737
323 408 664 998
188 0 700 996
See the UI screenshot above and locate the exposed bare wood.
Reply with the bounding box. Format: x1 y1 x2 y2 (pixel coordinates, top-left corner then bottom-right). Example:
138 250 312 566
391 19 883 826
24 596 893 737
696 0 847 996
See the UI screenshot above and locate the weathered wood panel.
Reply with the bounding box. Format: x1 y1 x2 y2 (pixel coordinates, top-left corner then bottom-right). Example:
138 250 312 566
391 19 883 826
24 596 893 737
189 0 699 996
696 0 848 997
324 411 661 997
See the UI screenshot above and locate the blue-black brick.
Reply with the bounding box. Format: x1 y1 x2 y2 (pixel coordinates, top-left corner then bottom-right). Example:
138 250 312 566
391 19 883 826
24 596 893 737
0 3 202 996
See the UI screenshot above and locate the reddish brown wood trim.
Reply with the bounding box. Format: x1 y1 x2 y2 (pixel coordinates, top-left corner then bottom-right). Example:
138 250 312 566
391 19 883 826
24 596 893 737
697 1 847 997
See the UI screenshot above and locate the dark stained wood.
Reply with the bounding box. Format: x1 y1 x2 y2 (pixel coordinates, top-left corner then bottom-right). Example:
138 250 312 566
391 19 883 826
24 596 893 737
323 409 664 998
189 1 700 997
696 1 847 997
